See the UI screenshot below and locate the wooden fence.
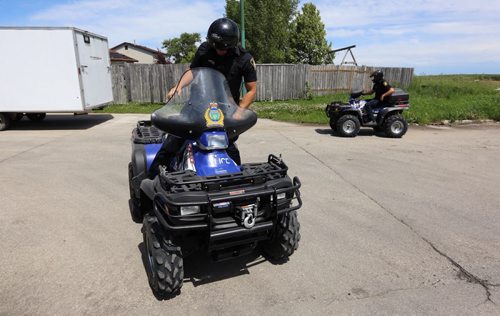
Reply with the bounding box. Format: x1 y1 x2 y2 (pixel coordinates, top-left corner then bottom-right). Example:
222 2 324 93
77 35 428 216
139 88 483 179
111 63 413 103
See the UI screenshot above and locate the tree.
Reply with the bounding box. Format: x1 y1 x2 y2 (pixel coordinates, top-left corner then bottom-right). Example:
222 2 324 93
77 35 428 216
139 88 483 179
162 32 201 64
154 50 169 64
225 0 299 63
290 3 333 65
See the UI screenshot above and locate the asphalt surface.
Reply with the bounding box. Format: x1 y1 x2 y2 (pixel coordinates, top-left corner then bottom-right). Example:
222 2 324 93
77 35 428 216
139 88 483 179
1 114 500 315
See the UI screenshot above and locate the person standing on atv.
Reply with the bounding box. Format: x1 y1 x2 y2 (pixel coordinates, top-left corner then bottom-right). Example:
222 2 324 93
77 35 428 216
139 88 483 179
362 70 395 122
148 17 257 179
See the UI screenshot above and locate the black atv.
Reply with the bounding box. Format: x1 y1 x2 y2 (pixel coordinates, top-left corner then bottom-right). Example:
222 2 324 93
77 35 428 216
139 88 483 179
325 89 410 138
128 68 302 297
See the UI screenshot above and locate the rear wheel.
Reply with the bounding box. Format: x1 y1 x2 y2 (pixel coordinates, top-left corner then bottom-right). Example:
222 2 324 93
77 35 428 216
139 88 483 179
336 114 360 137
0 113 12 131
143 214 184 297
27 113 46 121
128 162 144 223
384 114 408 138
262 210 300 261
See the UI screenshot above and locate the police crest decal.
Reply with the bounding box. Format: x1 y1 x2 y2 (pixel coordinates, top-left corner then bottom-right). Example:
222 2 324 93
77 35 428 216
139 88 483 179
204 102 224 127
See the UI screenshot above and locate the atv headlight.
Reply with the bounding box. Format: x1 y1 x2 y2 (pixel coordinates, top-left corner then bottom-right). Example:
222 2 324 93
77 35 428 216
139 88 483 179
198 131 228 150
180 205 201 216
271 193 286 201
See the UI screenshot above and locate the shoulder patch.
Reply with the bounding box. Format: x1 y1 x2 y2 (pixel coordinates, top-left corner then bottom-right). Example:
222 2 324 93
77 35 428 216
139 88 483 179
383 81 388 86
250 58 256 70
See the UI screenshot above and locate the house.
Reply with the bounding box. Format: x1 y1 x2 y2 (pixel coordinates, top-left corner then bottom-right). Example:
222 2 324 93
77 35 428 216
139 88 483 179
110 42 168 64
109 50 138 64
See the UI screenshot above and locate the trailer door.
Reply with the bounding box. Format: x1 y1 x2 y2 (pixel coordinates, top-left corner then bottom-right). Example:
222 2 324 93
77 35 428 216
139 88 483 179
75 31 113 109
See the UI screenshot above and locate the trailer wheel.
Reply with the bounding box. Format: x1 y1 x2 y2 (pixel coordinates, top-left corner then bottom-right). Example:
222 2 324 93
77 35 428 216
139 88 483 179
14 113 24 121
143 214 184 297
0 113 12 131
262 210 301 261
27 113 46 121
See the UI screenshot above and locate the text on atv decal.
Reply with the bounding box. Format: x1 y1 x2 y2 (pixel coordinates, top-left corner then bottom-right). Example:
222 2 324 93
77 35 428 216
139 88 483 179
218 157 232 164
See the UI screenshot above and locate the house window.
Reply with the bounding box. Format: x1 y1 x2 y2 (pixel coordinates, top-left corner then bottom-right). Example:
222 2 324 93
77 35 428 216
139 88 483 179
125 45 128 50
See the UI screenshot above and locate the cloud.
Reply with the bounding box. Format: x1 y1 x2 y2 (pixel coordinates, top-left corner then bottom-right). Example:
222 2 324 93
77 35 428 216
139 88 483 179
308 0 500 73
30 0 226 48
26 0 500 73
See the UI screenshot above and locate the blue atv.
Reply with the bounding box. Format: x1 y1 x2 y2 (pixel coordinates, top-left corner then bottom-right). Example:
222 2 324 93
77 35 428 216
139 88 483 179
128 68 302 297
325 89 410 138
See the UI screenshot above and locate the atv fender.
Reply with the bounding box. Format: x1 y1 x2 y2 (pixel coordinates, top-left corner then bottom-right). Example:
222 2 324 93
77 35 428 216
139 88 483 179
140 178 157 201
377 107 404 123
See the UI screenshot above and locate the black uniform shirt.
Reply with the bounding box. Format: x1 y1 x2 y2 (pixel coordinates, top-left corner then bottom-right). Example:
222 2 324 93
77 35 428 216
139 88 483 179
373 80 392 102
190 42 257 103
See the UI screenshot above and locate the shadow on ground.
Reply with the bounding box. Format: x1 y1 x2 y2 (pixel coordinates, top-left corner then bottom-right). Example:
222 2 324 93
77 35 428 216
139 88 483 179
9 114 113 131
138 241 278 300
315 128 386 137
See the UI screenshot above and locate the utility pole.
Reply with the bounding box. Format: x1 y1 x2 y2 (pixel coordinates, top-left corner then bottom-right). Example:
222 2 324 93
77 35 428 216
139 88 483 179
240 0 247 96
240 0 245 49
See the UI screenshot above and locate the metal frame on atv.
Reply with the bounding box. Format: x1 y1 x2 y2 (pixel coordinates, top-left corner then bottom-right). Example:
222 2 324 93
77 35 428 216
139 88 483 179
325 89 410 138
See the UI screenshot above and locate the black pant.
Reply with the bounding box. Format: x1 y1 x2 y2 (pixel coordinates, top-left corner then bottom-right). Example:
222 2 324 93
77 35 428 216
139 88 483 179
364 99 380 121
148 135 241 179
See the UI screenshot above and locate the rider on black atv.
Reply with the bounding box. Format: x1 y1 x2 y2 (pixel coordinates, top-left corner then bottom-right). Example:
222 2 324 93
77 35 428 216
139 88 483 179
362 70 395 123
148 18 258 180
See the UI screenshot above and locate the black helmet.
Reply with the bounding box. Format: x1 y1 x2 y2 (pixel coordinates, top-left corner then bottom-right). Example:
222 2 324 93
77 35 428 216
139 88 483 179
207 18 239 50
370 70 384 83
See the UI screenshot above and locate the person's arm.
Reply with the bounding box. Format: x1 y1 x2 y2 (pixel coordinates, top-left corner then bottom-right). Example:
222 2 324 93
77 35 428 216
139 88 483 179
166 43 206 100
380 87 395 101
239 81 257 109
167 69 193 100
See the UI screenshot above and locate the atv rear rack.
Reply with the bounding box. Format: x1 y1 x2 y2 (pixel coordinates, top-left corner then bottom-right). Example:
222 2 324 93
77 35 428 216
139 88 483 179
131 120 165 144
159 154 289 193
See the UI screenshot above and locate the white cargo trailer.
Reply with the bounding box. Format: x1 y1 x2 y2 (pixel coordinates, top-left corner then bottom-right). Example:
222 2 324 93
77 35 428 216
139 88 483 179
0 27 113 130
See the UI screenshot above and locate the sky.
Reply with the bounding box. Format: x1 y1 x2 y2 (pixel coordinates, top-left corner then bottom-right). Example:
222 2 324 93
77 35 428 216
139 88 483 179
1 0 499 74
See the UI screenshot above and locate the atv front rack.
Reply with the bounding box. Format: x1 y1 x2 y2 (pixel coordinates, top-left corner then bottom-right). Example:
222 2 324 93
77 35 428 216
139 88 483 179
159 154 289 193
153 175 301 233
152 154 302 250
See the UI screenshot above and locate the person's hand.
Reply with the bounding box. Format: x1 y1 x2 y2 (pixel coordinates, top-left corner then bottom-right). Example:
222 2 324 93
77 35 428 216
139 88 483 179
380 95 385 101
232 107 245 120
167 86 181 100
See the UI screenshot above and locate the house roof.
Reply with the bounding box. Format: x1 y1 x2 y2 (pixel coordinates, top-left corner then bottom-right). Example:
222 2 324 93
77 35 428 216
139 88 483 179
109 50 138 63
110 42 167 57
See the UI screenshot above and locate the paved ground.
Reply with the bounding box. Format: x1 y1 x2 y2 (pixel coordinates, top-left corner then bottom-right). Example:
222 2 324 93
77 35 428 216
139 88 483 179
1 114 500 315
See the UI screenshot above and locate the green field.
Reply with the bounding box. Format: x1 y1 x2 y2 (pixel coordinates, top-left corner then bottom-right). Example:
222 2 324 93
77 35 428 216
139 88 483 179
96 74 500 125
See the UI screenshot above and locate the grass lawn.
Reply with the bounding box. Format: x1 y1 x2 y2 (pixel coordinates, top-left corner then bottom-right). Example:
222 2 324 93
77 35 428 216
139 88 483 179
95 74 500 125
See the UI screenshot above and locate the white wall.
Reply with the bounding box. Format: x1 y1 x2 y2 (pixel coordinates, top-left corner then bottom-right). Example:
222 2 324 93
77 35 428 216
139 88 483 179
114 46 156 64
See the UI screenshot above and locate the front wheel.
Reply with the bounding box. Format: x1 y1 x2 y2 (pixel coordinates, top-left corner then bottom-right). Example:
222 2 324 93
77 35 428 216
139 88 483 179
143 214 184 297
329 117 338 131
336 114 360 137
384 114 408 138
262 210 301 261
128 162 144 223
